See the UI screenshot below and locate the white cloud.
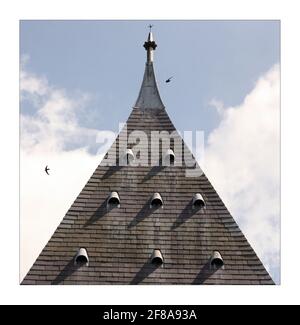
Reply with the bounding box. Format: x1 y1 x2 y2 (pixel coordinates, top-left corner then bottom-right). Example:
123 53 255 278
204 64 280 283
20 60 115 281
209 98 225 115
20 56 48 99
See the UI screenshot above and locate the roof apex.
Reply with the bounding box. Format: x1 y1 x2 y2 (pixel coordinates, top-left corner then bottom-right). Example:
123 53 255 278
134 30 164 110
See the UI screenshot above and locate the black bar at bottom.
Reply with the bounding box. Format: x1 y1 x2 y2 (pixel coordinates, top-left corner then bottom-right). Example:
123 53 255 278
0 305 293 322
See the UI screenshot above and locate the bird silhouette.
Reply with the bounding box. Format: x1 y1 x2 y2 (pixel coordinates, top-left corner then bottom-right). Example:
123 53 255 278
45 165 50 175
165 76 173 83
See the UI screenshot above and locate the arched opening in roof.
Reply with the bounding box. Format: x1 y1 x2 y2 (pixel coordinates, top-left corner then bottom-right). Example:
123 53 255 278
151 249 164 266
150 192 163 209
192 193 205 209
124 148 135 166
107 191 120 209
163 149 175 166
74 248 89 266
210 251 224 269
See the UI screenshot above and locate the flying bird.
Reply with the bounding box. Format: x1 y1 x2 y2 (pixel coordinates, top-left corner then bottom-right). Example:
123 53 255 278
165 76 173 83
45 165 50 175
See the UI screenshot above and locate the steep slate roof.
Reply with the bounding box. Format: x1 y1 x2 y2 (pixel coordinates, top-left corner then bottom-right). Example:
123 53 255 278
22 30 274 285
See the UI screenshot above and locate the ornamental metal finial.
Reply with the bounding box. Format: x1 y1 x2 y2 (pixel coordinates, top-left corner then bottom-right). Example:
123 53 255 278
144 25 157 61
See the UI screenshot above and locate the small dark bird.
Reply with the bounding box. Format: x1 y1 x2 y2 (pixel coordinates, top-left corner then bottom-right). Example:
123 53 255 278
45 165 50 175
165 76 173 83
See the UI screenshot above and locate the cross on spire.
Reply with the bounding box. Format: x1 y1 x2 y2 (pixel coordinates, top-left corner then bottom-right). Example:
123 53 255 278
143 26 157 62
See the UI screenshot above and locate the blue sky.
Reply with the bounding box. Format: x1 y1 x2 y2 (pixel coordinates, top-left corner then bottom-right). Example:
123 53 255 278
20 20 280 283
20 20 279 138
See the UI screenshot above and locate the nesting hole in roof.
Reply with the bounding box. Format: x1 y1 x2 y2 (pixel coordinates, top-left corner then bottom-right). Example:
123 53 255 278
192 193 205 209
151 198 162 208
169 154 175 165
210 251 224 269
107 191 120 209
124 149 135 166
150 193 163 209
76 255 88 264
163 149 175 166
75 248 89 267
109 197 119 205
151 249 164 266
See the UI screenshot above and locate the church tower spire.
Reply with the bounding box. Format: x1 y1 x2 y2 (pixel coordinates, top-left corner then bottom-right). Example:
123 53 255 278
144 24 156 63
134 26 165 110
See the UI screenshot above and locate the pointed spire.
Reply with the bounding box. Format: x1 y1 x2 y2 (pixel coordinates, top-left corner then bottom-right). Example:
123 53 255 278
134 26 164 110
144 24 157 63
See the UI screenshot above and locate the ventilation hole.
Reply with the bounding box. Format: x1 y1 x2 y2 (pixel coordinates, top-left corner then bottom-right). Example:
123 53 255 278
151 249 164 266
210 251 224 269
126 155 131 165
152 257 163 266
212 258 223 268
107 191 120 208
164 149 175 166
194 199 205 208
192 193 205 209
108 197 119 205
75 248 89 266
76 255 88 264
124 149 135 165
150 193 163 209
169 154 175 165
151 198 162 207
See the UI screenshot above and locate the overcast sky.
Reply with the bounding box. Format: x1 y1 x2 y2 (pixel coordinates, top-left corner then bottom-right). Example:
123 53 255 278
20 20 280 283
